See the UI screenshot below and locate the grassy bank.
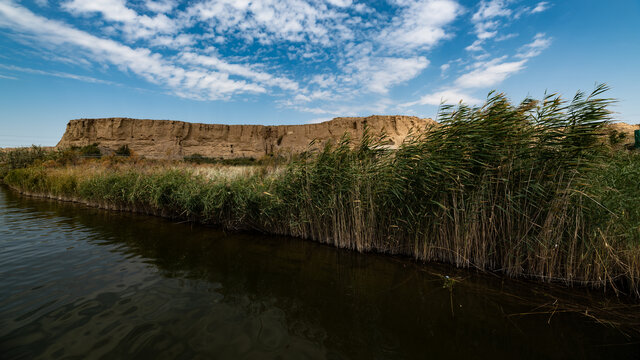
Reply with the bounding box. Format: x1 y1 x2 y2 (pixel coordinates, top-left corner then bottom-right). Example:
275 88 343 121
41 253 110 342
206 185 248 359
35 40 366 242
2 86 639 297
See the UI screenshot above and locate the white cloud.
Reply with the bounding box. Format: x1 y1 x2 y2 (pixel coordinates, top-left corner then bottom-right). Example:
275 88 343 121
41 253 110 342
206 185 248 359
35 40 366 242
404 31 552 110
178 52 299 91
530 2 549 14
466 0 514 52
466 39 484 52
352 3 369 13
0 1 267 100
516 33 551 58
186 0 352 45
148 33 195 49
402 89 482 106
145 0 178 13
466 0 551 63
0 0 555 117
290 105 333 115
514 1 551 18
455 57 526 88
471 0 512 39
475 21 499 40
345 56 429 94
495 33 518 41
326 0 352 7
2 0 461 105
472 0 511 22
63 0 137 23
310 74 337 88
0 64 115 85
307 117 332 124
294 94 311 102
62 0 179 40
293 90 334 102
287 98 393 117
0 73 18 80
380 0 461 51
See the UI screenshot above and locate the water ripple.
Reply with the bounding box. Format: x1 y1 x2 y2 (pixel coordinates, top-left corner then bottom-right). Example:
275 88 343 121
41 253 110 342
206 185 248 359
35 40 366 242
0 187 637 359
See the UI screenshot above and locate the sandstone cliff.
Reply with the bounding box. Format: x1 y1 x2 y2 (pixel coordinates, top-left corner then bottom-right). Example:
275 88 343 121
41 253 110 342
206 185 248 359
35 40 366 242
57 116 436 159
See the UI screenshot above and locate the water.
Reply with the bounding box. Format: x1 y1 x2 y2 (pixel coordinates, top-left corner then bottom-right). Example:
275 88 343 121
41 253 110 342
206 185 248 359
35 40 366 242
0 186 637 359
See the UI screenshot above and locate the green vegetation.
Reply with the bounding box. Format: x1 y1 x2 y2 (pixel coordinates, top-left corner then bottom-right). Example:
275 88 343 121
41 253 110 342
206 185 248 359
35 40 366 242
184 153 258 165
2 85 639 297
0 145 47 177
115 144 131 157
184 153 289 166
73 143 101 157
609 129 626 145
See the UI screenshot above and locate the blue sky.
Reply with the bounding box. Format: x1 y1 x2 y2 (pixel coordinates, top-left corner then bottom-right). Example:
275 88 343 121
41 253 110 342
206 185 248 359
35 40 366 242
0 0 638 147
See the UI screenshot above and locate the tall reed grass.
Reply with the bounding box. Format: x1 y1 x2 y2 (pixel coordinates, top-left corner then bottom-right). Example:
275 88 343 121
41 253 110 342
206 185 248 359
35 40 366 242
2 85 639 297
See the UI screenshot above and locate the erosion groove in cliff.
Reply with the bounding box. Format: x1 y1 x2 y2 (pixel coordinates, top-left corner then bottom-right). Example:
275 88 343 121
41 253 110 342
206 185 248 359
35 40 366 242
57 116 436 159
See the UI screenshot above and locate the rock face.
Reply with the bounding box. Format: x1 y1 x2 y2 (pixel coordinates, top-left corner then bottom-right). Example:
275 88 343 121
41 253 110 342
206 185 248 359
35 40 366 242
607 122 640 148
57 116 436 159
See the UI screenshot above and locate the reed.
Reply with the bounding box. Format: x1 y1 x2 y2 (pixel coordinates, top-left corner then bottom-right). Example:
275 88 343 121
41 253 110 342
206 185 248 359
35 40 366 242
2 85 639 297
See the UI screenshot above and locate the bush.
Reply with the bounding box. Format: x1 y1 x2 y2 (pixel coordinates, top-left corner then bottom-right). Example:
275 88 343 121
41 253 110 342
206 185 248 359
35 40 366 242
72 143 101 157
0 146 49 178
183 154 257 166
609 130 627 145
115 145 131 157
184 153 206 164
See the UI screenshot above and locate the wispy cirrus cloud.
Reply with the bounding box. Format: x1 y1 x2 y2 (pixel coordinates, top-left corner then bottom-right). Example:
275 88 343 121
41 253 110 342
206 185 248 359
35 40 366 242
54 0 461 101
516 33 551 58
401 89 482 107
455 57 527 88
343 56 430 94
400 2 553 113
144 0 178 13
530 2 550 14
471 0 511 41
406 32 551 109
0 1 267 100
0 63 116 85
177 52 299 91
62 0 180 41
380 0 462 52
184 0 352 46
466 0 550 55
0 0 554 117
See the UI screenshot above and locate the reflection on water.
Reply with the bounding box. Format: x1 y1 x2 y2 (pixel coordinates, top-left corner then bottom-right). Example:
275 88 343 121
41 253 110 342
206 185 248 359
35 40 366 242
0 186 638 359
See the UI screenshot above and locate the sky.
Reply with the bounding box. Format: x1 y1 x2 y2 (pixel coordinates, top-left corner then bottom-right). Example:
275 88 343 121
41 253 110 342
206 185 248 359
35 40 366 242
0 0 639 147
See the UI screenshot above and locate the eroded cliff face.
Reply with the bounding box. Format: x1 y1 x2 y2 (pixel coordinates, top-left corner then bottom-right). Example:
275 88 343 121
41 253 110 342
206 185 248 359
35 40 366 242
57 115 436 159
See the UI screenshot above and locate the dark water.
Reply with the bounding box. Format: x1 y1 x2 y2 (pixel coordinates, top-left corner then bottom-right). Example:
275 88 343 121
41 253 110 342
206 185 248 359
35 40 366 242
0 186 638 360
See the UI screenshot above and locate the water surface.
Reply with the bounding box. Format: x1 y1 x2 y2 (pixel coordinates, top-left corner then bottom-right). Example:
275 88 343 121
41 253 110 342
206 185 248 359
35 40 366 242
0 186 637 359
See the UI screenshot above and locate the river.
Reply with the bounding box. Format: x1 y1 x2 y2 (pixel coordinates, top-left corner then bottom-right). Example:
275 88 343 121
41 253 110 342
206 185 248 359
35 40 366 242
0 185 637 359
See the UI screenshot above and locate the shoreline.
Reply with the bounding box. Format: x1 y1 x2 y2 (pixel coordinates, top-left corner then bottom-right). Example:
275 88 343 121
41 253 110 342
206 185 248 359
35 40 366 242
3 175 638 300
2 183 640 354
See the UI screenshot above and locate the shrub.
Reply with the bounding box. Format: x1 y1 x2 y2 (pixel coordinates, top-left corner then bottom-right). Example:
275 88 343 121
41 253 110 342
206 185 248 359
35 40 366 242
76 143 101 157
115 145 131 157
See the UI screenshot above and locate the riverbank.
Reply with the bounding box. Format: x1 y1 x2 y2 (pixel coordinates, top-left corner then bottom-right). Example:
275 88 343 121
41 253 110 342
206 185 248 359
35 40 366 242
2 88 640 298
2 184 638 358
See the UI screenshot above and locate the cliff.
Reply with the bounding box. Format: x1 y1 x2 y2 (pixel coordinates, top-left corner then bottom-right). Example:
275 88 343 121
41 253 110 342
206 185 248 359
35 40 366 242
56 115 436 159
608 122 640 148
